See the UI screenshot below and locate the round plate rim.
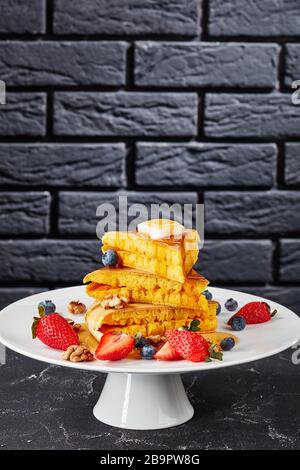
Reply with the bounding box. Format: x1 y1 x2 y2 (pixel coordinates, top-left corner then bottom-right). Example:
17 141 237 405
0 285 299 374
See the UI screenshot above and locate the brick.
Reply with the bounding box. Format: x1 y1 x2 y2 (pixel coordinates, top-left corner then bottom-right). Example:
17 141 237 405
53 0 200 36
285 144 300 186
231 286 300 316
0 42 127 86
0 192 50 235
209 0 300 37
205 93 300 138
280 240 300 282
196 240 272 283
0 144 125 187
135 42 277 88
0 93 46 136
0 0 45 34
0 240 100 283
54 92 197 137
0 288 46 311
136 143 276 187
58 191 197 235
205 191 300 236
285 44 300 86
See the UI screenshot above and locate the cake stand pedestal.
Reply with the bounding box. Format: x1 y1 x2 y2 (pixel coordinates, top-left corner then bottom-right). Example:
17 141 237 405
93 372 194 430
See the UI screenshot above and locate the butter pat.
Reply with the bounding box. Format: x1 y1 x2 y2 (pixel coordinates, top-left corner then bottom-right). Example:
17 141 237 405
137 219 184 240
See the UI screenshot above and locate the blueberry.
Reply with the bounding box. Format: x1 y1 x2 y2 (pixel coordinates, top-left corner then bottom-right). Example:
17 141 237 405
225 298 238 312
140 344 156 360
135 333 149 349
203 290 213 300
102 249 118 267
216 303 221 316
220 337 235 351
230 316 246 331
38 300 56 316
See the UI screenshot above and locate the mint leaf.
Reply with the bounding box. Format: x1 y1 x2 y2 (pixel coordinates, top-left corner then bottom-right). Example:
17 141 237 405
210 351 223 361
189 319 200 332
204 356 212 362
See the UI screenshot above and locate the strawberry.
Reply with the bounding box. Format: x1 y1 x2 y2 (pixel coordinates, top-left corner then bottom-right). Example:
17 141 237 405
95 332 134 361
154 341 182 361
166 329 211 362
228 301 277 325
32 313 79 350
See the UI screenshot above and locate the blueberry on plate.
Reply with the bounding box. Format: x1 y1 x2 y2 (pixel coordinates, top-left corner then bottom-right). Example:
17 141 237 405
135 333 149 349
102 249 118 267
203 290 213 300
38 300 56 316
216 303 221 316
220 336 235 351
140 344 156 360
225 298 238 312
230 316 246 331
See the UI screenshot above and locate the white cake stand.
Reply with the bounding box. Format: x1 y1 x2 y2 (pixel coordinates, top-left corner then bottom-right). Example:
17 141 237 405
0 286 299 430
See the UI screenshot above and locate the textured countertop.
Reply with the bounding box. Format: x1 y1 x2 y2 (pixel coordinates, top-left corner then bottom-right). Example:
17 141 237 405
0 348 299 450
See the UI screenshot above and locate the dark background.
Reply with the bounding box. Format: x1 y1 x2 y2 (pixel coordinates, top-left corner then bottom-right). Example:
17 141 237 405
1 0 300 318
1 0 300 451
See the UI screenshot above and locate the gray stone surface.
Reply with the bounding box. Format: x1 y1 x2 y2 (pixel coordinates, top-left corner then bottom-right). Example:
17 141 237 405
280 240 300 281
0 93 46 136
197 240 272 283
285 143 300 186
136 143 276 187
205 93 300 138
54 92 198 137
0 240 100 283
0 144 125 187
53 0 200 36
205 191 300 235
0 42 127 86
58 191 197 234
0 192 50 235
0 0 45 33
209 0 300 37
135 42 278 88
1 349 299 450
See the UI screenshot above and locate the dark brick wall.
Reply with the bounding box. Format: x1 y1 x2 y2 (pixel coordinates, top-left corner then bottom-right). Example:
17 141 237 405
1 0 300 315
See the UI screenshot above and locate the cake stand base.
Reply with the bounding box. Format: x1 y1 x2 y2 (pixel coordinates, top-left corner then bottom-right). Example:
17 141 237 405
93 372 194 430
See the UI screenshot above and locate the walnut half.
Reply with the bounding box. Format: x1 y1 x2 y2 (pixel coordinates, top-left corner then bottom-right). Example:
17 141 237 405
62 344 94 362
100 294 129 310
68 300 87 315
65 318 82 333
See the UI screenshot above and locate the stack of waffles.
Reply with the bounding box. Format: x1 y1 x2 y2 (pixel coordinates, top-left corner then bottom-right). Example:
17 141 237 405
84 220 217 342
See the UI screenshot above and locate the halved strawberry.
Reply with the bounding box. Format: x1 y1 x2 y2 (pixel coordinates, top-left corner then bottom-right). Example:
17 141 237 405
95 332 134 361
228 301 277 325
166 329 211 362
154 341 182 361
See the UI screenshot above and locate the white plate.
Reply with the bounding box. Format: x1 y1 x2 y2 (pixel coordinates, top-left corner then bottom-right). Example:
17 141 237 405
1 286 299 430
0 285 299 374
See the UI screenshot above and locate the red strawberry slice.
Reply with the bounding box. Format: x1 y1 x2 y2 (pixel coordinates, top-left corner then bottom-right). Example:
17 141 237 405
228 301 277 325
154 341 182 361
166 330 210 362
32 313 80 350
95 332 134 361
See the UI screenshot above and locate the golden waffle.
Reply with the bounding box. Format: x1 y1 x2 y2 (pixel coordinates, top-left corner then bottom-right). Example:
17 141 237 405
102 230 199 283
85 301 217 341
84 267 209 309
